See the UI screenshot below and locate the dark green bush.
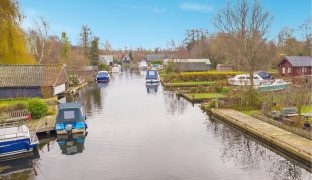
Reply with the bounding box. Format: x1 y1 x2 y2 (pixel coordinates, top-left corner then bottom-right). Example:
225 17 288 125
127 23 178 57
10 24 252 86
27 98 48 119
215 86 223 93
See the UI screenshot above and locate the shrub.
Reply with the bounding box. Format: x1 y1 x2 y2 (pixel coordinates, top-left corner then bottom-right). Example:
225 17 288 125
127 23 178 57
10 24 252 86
98 64 109 71
69 75 79 87
215 86 223 93
221 87 229 94
27 98 48 119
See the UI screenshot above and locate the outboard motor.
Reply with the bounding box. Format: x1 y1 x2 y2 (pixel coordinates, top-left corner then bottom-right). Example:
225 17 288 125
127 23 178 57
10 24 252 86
65 124 73 134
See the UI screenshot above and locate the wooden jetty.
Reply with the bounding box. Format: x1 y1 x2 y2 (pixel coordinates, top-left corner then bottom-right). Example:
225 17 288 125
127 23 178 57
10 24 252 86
210 108 312 166
26 115 56 134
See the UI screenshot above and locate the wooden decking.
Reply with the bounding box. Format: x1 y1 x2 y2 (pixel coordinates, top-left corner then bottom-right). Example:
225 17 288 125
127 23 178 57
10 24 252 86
210 108 312 165
26 114 56 133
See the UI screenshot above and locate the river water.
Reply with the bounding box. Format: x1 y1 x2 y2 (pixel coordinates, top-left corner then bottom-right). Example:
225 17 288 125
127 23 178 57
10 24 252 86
0 69 311 180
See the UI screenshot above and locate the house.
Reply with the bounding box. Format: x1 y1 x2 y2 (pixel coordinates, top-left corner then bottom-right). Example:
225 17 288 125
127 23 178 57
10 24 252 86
122 54 132 65
278 56 312 76
99 55 114 66
164 58 211 72
0 64 68 99
146 54 167 63
216 64 233 72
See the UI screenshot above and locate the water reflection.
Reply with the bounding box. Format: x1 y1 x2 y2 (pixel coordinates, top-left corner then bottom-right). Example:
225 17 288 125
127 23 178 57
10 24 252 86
67 82 106 116
163 92 189 115
0 149 40 178
57 134 87 155
205 116 310 180
146 83 159 93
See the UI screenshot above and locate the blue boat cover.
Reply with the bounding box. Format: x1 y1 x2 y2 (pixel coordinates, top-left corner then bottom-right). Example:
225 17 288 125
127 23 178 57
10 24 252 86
255 71 273 80
97 72 109 78
146 70 159 79
57 103 84 123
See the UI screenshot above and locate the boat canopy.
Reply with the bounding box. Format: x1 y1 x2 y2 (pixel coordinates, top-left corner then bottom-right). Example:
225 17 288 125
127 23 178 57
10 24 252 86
97 71 109 78
255 71 273 80
146 70 158 79
57 103 84 123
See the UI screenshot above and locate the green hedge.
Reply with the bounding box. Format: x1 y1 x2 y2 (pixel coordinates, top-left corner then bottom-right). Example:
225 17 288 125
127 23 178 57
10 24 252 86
27 98 48 119
163 71 245 82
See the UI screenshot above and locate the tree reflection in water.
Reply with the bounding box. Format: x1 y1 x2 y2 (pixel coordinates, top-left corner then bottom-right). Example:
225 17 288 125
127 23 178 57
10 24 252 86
163 92 189 115
204 117 310 180
69 82 106 116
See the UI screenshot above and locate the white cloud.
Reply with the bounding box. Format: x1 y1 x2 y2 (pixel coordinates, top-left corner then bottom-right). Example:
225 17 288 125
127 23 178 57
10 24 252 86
180 2 214 13
127 5 166 13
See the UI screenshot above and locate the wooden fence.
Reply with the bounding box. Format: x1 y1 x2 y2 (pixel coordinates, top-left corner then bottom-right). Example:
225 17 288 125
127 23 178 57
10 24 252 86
252 113 312 140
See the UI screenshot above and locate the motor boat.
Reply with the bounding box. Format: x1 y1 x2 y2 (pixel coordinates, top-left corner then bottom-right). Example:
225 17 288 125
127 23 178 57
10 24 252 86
55 102 87 135
112 64 121 73
0 123 39 157
96 71 110 82
145 70 160 83
257 79 291 92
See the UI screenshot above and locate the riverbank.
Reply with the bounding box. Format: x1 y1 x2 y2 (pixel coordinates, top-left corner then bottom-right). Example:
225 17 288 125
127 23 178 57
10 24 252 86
209 108 312 166
67 82 88 94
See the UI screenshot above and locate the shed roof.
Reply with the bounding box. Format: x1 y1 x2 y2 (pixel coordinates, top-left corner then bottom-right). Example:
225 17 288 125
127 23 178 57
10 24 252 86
0 64 68 88
146 54 166 62
174 62 210 72
283 56 312 67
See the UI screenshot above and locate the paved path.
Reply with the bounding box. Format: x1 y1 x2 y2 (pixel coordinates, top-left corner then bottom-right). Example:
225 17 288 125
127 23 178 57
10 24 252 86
211 109 312 164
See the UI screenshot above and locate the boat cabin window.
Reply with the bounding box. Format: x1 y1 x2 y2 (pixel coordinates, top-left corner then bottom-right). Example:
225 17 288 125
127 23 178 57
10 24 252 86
64 111 75 119
238 76 245 80
148 71 156 76
57 108 83 123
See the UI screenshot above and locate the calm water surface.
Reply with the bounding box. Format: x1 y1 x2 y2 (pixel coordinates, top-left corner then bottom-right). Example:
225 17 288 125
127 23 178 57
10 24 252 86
1 69 311 180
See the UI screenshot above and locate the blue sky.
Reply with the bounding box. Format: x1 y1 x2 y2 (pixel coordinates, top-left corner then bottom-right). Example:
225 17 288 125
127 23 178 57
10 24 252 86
20 0 311 49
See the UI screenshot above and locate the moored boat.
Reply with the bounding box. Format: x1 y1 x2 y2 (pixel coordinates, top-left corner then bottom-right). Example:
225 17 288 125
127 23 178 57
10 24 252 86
0 123 39 157
96 71 110 82
257 79 291 92
138 60 148 69
55 102 87 135
145 70 160 83
112 64 121 73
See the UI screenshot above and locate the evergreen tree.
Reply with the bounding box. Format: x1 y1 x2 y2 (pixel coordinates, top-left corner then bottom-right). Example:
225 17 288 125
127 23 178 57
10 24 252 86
89 37 100 66
61 32 71 64
0 0 35 64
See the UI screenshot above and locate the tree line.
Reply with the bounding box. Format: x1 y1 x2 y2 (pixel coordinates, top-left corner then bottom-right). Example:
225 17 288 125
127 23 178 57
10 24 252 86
0 0 104 75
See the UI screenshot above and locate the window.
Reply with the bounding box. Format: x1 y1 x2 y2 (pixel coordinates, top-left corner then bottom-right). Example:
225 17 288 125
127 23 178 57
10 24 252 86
282 67 285 74
253 76 259 80
64 111 75 119
287 67 291 74
238 76 245 80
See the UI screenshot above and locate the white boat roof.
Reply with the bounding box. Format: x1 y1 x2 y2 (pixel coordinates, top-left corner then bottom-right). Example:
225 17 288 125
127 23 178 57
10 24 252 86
0 125 29 140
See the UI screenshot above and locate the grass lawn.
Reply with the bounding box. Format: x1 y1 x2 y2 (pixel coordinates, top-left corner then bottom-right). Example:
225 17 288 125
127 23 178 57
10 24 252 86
302 105 312 114
187 93 226 100
241 110 259 116
166 81 216 87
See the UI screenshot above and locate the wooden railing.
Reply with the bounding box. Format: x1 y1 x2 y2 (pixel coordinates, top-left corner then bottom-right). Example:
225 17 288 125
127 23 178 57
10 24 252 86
0 110 29 122
252 113 312 140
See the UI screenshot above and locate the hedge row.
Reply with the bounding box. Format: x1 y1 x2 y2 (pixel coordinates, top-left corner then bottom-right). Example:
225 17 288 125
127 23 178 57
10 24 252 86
163 71 245 82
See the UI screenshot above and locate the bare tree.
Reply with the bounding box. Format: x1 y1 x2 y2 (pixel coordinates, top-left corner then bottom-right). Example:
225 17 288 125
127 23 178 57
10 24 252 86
103 40 112 54
214 0 273 87
27 17 50 64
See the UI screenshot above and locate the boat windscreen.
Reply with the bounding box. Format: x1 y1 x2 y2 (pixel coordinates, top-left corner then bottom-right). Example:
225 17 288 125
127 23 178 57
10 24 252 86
56 109 83 123
98 72 108 77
